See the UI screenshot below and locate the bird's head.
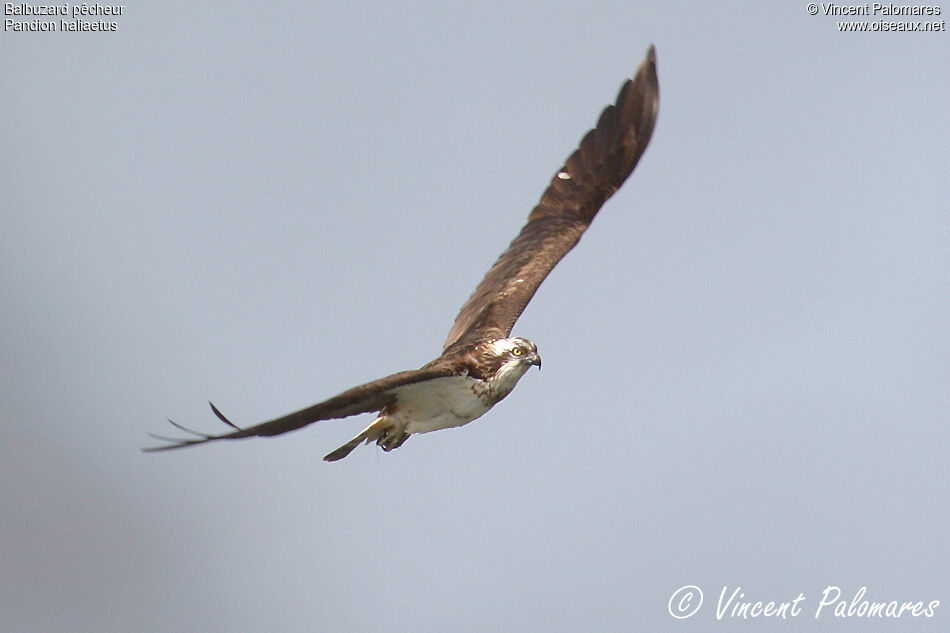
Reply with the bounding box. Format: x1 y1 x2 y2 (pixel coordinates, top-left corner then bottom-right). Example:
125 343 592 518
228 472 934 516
487 336 542 368
482 337 541 398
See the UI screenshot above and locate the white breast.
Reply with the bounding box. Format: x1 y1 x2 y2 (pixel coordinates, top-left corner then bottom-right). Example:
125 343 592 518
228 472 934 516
394 376 494 435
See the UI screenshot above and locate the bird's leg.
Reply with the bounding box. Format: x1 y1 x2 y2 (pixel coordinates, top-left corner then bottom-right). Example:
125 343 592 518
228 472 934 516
378 426 410 451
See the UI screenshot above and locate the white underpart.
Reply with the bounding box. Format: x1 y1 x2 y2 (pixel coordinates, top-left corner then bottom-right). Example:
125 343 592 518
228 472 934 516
557 170 571 179
393 357 534 435
396 376 495 435
489 357 534 400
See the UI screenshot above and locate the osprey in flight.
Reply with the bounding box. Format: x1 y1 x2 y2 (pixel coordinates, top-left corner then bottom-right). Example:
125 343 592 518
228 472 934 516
146 46 659 461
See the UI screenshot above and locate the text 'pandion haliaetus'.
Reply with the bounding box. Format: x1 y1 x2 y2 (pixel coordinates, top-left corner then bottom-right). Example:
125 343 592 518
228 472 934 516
145 46 659 461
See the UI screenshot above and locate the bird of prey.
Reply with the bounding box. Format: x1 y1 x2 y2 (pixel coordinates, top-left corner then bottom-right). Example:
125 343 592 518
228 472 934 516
145 46 659 461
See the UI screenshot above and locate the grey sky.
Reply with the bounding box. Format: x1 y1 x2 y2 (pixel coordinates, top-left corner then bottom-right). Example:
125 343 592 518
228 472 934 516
2 2 947 632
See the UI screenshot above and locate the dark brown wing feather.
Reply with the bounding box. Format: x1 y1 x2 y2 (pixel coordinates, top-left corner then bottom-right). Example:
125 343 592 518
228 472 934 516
142 367 455 451
443 46 659 352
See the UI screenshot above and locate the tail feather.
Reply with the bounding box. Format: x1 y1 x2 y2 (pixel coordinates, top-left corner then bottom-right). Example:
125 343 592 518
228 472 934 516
323 432 368 462
323 416 411 461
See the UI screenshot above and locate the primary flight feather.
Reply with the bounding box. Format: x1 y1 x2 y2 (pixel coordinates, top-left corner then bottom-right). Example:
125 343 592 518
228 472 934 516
145 46 659 461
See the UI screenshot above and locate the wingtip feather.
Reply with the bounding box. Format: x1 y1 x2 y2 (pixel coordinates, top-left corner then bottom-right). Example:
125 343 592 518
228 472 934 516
209 401 241 430
164 417 214 439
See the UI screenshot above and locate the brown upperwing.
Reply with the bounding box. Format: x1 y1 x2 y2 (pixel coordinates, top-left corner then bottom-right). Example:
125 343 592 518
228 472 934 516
442 46 659 353
143 366 456 451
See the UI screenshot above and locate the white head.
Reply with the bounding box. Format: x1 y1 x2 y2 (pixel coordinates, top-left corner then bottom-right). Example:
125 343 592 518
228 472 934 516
484 337 541 399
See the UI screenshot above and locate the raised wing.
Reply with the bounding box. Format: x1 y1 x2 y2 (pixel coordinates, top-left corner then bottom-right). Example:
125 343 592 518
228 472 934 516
443 46 659 352
142 367 455 452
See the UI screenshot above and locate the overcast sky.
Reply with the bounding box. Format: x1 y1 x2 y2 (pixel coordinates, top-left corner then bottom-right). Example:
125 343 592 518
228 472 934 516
2 2 948 632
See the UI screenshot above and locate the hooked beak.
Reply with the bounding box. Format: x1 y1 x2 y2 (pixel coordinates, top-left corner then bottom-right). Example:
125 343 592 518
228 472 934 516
530 353 542 370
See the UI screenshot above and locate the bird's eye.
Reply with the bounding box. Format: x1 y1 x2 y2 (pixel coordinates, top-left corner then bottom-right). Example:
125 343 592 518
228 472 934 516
511 347 523 356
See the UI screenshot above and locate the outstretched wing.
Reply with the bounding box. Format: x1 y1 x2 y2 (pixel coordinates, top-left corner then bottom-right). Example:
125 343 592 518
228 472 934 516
442 46 659 352
142 367 455 452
